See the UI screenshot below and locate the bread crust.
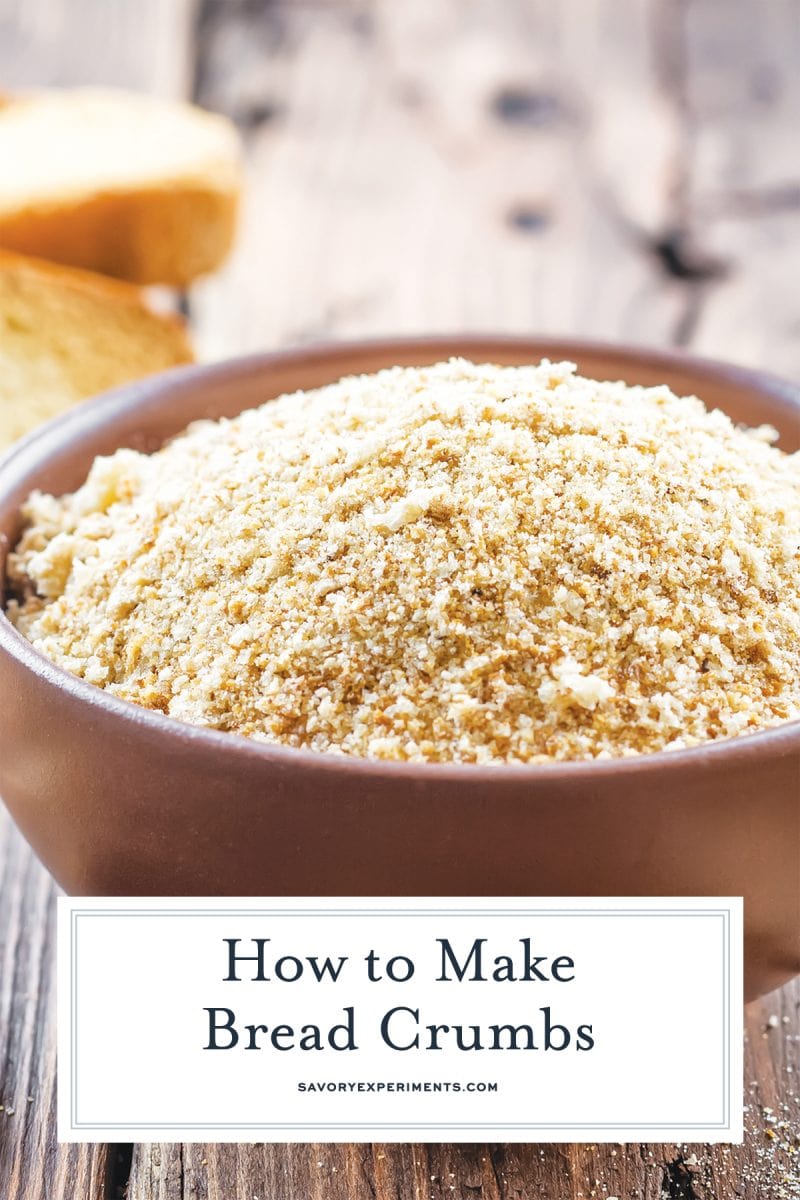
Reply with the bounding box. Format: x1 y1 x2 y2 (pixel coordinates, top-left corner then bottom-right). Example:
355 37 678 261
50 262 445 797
0 184 240 287
0 247 194 325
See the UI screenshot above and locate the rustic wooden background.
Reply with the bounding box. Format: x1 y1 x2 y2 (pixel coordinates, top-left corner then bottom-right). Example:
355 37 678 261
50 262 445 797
1 0 799 1197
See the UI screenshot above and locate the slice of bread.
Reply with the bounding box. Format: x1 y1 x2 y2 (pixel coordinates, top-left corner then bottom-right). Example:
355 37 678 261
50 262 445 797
0 250 193 450
0 88 242 286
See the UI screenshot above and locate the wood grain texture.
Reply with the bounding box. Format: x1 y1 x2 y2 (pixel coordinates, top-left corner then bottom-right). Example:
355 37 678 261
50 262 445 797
189 0 691 358
0 0 197 96
1 0 799 1197
679 0 800 376
0 811 110 1200
189 0 800 375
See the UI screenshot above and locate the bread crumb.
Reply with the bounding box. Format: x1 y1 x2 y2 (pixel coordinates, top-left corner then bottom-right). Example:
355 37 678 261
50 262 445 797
7 358 800 763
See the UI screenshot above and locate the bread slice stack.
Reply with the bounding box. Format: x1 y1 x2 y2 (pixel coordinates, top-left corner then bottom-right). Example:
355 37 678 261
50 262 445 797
0 88 243 452
0 89 241 286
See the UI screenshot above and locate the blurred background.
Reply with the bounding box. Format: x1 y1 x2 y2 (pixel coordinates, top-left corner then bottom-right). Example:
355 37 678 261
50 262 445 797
1 0 798 373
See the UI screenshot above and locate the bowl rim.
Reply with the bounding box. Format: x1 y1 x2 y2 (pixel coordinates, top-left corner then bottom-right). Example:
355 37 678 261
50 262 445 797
1 332 798 784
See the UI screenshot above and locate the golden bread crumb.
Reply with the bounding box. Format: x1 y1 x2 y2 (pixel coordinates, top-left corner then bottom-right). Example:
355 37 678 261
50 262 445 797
7 359 800 762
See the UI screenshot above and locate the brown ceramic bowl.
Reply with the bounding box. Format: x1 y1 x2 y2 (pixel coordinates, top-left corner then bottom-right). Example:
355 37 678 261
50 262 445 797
0 337 798 1000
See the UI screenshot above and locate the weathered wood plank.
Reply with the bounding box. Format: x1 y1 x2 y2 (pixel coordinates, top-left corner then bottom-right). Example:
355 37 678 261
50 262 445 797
0 810 110 1200
0 0 197 96
682 0 800 375
189 0 690 359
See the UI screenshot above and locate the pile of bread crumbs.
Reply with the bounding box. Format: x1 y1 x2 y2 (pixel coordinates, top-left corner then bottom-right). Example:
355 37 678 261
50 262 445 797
7 359 800 762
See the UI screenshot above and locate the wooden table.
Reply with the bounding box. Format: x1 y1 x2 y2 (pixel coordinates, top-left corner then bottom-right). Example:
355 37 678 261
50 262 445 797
1 1 799 1196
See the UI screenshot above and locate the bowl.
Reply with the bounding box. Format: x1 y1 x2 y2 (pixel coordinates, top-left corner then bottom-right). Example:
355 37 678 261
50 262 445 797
0 336 798 1001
